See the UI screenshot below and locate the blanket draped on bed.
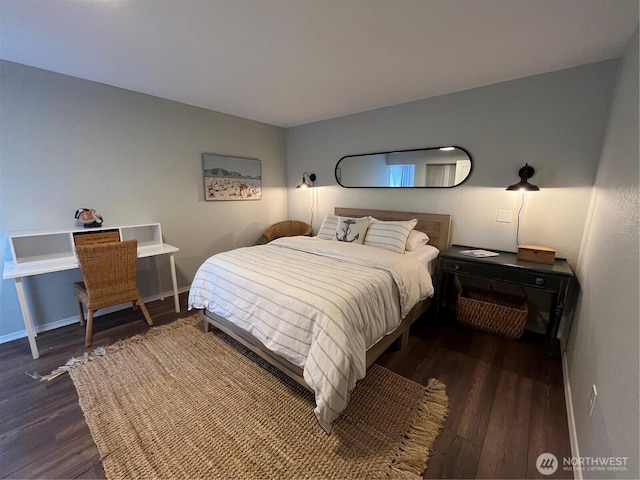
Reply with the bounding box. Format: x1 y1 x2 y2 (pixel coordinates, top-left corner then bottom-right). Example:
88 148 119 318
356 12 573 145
188 236 434 432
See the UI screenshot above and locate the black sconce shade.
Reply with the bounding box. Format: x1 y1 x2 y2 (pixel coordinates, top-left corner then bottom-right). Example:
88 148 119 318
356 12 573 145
297 172 317 189
506 164 540 191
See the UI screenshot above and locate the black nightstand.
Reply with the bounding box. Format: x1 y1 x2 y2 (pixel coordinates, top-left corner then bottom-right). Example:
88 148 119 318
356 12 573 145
437 245 575 342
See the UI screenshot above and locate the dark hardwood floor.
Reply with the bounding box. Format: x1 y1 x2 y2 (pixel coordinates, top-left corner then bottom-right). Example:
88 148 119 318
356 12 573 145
378 310 572 479
0 293 572 479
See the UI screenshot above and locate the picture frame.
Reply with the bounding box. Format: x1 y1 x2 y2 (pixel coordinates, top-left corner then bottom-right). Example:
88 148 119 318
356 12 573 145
202 153 262 201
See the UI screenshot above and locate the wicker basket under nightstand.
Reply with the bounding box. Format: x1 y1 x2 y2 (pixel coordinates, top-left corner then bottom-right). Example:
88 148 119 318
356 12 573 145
456 287 528 340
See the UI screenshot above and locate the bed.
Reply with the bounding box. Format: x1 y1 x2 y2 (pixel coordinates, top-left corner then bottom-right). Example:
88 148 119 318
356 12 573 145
188 207 451 432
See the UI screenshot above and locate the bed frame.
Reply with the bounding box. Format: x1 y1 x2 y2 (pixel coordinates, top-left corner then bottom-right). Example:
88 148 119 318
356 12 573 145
201 208 452 390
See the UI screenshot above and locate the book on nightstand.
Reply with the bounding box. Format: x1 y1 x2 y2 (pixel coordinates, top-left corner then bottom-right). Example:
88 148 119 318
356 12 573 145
458 249 500 258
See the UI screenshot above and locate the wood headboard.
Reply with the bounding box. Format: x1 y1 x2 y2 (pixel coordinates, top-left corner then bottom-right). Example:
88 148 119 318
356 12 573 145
334 207 452 252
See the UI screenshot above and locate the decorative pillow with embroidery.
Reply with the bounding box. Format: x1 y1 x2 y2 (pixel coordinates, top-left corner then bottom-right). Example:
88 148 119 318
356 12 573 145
316 214 339 240
334 216 370 244
364 218 418 253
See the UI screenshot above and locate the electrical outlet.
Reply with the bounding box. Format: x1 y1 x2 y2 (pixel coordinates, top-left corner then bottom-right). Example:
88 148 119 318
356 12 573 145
588 385 597 417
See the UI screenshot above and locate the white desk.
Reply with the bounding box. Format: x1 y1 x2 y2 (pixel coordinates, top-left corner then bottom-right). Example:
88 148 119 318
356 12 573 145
3 223 180 359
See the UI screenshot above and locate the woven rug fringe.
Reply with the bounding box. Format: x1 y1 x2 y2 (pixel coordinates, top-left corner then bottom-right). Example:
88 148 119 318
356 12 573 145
388 377 449 479
39 347 107 381
40 317 198 381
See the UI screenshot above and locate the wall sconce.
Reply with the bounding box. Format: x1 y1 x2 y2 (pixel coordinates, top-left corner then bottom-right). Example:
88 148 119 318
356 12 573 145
506 163 540 248
297 172 316 189
506 163 540 191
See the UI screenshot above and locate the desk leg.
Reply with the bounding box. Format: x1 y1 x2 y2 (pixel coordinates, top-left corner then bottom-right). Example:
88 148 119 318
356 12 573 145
547 279 569 336
550 302 565 339
436 270 449 320
15 278 39 360
154 256 165 301
169 254 180 313
546 288 567 356
435 271 444 319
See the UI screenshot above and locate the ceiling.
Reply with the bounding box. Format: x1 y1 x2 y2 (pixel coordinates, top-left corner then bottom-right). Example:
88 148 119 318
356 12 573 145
1 0 638 128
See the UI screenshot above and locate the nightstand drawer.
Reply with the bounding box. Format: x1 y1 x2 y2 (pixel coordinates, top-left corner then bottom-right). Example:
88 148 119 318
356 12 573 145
439 258 563 291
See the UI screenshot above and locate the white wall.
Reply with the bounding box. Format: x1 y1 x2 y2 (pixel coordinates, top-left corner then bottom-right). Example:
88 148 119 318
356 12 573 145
0 61 287 340
286 61 618 266
566 30 639 479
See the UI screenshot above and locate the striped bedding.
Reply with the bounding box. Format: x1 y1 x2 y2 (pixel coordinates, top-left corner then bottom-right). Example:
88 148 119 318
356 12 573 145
188 236 434 433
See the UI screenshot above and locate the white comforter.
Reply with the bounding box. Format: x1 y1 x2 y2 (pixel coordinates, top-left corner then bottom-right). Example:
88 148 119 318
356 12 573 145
188 236 434 432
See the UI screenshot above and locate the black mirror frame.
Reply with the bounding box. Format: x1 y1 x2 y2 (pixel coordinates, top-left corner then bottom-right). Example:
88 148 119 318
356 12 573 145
335 146 473 188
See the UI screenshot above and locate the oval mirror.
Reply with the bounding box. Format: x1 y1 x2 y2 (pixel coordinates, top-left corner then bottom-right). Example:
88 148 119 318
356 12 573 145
335 146 472 188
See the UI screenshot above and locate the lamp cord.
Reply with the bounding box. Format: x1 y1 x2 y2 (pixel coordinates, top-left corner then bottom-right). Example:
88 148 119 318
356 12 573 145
310 188 315 229
516 192 525 248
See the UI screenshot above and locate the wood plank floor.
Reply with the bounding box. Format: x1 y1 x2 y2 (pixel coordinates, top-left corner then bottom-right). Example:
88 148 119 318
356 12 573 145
0 294 572 479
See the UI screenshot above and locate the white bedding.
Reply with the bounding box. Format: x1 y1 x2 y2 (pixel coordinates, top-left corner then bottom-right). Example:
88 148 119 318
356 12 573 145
405 244 440 275
188 236 434 433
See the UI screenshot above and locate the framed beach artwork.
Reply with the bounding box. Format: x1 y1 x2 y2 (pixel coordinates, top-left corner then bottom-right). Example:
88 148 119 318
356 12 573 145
202 153 262 201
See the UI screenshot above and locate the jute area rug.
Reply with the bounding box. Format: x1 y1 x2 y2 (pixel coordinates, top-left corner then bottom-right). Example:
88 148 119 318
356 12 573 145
68 315 448 479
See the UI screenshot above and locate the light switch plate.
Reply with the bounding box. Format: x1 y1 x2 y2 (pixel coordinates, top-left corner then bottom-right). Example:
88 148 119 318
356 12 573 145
497 210 513 223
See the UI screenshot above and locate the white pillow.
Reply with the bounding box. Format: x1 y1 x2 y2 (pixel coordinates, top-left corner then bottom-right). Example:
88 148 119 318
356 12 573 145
364 218 418 253
405 230 430 251
316 214 339 240
334 216 370 244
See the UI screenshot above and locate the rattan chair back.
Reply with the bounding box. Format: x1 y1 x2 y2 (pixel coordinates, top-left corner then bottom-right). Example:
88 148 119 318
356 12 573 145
74 240 153 346
262 220 312 242
76 240 138 310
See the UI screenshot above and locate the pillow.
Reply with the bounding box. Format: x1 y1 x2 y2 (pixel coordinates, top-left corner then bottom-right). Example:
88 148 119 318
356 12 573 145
405 230 430 251
316 214 339 240
364 218 418 253
334 216 370 244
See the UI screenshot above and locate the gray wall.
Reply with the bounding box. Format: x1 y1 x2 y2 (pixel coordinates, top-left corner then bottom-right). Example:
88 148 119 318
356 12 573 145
567 30 639 479
0 61 287 341
286 61 619 266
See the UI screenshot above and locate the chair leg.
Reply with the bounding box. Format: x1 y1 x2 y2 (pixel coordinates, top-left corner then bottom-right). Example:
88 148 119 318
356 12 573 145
85 310 95 347
137 298 153 326
77 301 86 327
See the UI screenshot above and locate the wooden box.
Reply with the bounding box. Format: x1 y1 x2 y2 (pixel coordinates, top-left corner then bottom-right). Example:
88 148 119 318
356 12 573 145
73 230 120 246
517 244 555 264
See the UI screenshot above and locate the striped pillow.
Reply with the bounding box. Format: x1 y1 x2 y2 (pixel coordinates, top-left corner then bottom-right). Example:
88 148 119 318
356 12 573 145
364 218 418 253
316 214 339 240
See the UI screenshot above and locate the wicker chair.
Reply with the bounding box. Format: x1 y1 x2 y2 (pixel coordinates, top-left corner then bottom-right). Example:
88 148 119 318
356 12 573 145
262 220 312 242
74 240 153 347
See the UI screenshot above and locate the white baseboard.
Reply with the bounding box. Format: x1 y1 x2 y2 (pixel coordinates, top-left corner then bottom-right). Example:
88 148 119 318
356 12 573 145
0 286 191 345
561 338 582 480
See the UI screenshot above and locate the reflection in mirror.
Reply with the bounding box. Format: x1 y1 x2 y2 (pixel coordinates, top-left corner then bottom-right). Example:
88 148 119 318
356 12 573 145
336 147 472 188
